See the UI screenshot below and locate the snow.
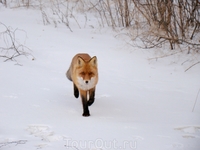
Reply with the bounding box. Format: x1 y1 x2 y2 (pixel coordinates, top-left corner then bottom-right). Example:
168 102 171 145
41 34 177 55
0 4 200 150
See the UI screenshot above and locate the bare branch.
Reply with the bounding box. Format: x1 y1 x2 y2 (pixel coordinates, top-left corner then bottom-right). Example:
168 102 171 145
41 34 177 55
0 22 34 63
185 61 200 72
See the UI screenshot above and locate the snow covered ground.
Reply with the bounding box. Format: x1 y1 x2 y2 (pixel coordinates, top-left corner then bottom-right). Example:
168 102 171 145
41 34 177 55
0 4 200 150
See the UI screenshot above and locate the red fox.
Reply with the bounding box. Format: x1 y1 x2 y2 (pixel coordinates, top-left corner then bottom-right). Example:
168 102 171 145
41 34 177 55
66 53 98 116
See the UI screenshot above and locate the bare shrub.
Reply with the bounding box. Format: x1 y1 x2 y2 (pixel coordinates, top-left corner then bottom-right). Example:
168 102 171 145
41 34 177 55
80 0 200 53
2 0 200 54
0 22 34 63
83 0 135 28
132 0 200 51
0 0 7 7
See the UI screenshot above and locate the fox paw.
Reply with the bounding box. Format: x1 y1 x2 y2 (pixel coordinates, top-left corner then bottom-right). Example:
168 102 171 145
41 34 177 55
74 91 79 98
87 101 94 106
82 112 90 117
88 98 94 106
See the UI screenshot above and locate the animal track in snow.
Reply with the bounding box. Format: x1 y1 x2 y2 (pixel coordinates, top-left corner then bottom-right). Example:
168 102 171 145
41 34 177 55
26 125 63 142
174 126 200 138
0 139 27 148
167 142 184 149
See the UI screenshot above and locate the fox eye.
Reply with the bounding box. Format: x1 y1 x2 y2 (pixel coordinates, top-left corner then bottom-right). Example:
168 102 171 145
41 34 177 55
89 72 94 76
80 72 85 75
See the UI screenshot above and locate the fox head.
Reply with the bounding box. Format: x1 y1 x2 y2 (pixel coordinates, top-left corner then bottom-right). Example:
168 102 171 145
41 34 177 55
75 56 98 91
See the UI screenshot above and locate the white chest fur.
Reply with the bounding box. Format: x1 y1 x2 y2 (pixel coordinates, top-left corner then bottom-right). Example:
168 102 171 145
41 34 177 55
77 77 96 91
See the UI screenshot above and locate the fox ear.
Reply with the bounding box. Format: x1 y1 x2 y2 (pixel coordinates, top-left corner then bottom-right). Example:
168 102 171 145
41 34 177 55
89 56 97 67
77 56 85 66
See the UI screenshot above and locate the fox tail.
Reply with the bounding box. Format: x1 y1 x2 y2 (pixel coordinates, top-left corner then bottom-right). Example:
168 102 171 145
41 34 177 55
66 69 72 81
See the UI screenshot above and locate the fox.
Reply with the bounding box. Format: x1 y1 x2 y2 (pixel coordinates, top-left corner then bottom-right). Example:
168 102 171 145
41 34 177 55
66 53 98 117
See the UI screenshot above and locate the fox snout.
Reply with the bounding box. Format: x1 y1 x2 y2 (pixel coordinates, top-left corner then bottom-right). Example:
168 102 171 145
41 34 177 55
77 77 96 91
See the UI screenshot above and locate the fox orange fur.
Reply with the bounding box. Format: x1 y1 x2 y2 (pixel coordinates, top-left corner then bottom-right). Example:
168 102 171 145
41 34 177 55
66 53 98 116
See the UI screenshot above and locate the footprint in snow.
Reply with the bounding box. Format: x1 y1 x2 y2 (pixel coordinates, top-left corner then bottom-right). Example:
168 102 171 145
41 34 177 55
174 126 200 138
26 125 63 142
167 142 184 149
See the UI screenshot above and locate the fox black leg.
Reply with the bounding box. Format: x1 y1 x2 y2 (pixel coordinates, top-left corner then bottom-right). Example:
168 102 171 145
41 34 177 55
80 90 90 117
81 97 90 116
73 83 79 98
88 88 95 106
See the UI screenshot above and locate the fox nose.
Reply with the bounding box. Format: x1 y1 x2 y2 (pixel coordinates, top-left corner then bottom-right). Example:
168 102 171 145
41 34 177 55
85 80 89 84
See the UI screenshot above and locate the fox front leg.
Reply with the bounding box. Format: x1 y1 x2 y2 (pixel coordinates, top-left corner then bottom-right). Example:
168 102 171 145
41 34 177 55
88 87 95 106
80 90 90 117
73 83 79 98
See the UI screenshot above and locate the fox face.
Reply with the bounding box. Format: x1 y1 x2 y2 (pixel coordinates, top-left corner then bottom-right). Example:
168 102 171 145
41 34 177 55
75 56 98 91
